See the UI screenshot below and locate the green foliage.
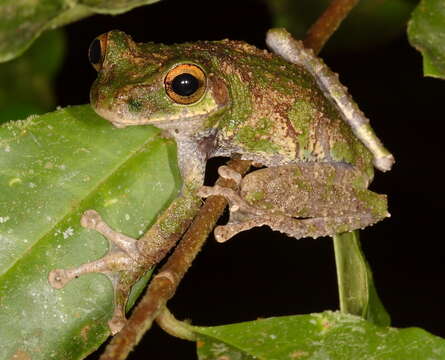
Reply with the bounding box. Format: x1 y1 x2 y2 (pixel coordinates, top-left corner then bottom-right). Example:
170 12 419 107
0 30 65 124
0 0 161 62
333 231 390 327
408 0 445 79
0 106 181 359
195 311 445 360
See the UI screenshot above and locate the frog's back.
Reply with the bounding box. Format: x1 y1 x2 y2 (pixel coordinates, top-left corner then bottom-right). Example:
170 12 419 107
203 40 373 174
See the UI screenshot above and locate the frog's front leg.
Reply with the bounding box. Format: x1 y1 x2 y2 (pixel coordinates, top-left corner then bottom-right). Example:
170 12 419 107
48 183 202 334
199 163 389 243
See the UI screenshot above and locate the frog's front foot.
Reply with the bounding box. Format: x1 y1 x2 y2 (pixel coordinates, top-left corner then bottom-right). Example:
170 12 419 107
48 209 147 334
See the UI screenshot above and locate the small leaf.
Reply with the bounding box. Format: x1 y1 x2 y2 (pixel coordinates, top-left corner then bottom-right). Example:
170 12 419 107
0 105 180 359
408 0 445 79
333 231 390 327
195 311 445 360
0 0 160 62
0 29 66 123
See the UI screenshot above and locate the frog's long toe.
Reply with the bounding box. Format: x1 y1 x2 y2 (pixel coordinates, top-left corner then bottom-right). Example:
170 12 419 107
48 269 72 289
108 305 127 334
198 185 263 216
199 182 271 242
217 165 242 184
80 210 142 260
48 251 139 289
214 220 260 242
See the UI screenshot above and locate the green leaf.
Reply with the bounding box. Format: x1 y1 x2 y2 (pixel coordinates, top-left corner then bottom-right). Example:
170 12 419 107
333 231 390 327
0 30 66 124
408 0 445 79
0 105 181 359
195 311 445 360
0 0 161 63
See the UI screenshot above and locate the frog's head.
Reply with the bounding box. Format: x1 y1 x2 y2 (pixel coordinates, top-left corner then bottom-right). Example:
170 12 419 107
89 30 230 132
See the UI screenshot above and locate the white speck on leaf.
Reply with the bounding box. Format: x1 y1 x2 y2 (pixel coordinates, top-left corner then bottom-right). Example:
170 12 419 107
63 227 74 239
0 216 10 224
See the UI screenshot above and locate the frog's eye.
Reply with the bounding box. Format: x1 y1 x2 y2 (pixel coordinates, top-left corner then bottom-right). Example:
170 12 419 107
88 34 108 71
164 64 206 105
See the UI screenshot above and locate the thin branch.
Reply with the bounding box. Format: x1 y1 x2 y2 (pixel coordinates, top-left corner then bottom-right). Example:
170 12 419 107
99 159 251 360
304 0 359 54
100 0 361 358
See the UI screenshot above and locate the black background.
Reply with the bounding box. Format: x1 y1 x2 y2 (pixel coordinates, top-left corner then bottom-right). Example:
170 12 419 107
55 0 445 358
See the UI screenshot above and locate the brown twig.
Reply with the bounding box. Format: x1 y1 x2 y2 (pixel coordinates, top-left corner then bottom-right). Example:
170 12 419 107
99 159 251 360
304 0 359 55
100 0 361 358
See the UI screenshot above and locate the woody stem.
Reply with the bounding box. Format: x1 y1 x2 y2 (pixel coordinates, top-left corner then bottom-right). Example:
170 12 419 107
99 158 251 360
304 0 360 55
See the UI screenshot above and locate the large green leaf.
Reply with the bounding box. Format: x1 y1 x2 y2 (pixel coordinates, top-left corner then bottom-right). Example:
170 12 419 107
0 105 181 359
333 231 390 327
195 311 445 360
0 0 160 63
408 0 445 79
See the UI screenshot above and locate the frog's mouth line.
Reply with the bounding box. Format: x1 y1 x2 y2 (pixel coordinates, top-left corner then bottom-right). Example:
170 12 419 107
93 103 226 131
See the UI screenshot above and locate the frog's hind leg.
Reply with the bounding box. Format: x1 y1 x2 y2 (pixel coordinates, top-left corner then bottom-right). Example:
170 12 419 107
48 210 146 334
199 163 389 243
209 211 380 243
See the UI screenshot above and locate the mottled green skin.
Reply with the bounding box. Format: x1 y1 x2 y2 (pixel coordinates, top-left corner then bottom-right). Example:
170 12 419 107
69 31 389 333
90 30 389 243
91 31 374 183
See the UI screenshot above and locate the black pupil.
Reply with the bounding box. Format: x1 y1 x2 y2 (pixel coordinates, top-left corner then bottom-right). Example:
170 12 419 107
89 39 102 65
171 73 199 96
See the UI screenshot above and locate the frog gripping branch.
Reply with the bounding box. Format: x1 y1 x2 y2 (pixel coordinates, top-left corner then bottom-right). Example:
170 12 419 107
48 28 394 335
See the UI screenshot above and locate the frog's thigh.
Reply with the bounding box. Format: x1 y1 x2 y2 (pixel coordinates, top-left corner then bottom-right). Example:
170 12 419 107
240 163 385 219
214 163 388 242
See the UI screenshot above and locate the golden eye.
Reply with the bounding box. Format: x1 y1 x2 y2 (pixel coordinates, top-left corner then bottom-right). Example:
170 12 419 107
88 33 108 72
164 64 206 104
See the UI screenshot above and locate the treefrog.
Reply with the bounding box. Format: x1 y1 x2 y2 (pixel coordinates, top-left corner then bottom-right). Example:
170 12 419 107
49 28 394 334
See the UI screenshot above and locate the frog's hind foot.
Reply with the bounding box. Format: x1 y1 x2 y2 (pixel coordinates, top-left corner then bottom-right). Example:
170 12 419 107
48 209 147 334
199 164 388 243
210 212 383 243
198 166 271 242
